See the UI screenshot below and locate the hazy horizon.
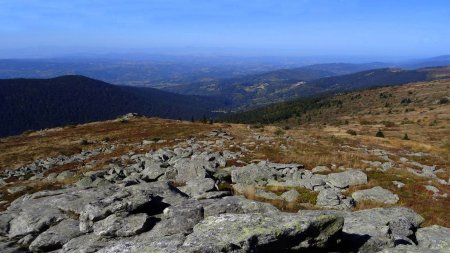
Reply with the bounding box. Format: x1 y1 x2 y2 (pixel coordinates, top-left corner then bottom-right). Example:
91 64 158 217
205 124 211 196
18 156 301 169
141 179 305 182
1 0 449 60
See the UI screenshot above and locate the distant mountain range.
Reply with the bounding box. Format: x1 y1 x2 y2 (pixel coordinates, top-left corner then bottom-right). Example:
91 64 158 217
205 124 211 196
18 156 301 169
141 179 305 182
0 75 228 137
1 56 450 137
1 55 450 88
165 66 450 109
0 58 281 88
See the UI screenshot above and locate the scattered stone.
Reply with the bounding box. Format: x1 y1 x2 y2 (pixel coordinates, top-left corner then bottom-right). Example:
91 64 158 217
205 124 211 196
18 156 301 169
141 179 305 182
326 170 368 189
56 171 76 181
280 189 300 202
316 188 355 210
380 162 394 171
392 181 405 189
425 185 448 199
312 165 330 173
352 186 399 204
76 176 94 188
6 186 28 194
254 189 281 200
142 140 155 145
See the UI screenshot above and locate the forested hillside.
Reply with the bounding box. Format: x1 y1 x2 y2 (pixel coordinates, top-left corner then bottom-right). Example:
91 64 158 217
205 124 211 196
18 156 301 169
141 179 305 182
0 75 228 137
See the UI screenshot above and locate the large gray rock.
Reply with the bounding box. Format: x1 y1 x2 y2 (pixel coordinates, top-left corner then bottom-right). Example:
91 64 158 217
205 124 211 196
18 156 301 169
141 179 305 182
352 186 399 204
177 178 215 198
75 176 94 188
254 189 281 200
416 225 450 250
266 176 326 191
0 214 13 236
56 171 76 181
281 189 300 202
150 200 204 236
29 219 82 252
141 159 165 181
8 206 65 239
377 244 440 253
326 170 368 188
93 213 152 237
182 212 344 252
300 207 424 253
231 162 277 184
200 196 279 217
316 188 355 210
173 158 209 183
61 233 109 253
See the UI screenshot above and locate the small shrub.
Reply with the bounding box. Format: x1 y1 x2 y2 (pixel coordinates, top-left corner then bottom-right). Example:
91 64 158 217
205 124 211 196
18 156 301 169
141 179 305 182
375 129 385 138
443 140 450 149
79 139 89 145
402 133 410 140
274 129 285 136
438 97 449 104
346 129 357 136
102 137 111 142
120 119 128 123
401 98 412 104
360 120 372 125
250 123 264 129
382 121 396 127
283 125 291 130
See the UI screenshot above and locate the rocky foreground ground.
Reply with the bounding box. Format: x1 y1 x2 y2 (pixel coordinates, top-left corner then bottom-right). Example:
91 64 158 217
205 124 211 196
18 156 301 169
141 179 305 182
0 128 449 253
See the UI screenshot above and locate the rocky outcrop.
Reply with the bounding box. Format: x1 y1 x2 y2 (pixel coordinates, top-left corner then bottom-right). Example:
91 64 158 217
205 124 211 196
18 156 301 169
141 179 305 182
182 212 344 252
416 225 450 250
1 137 448 253
300 207 424 253
352 186 399 204
326 170 368 189
316 188 355 210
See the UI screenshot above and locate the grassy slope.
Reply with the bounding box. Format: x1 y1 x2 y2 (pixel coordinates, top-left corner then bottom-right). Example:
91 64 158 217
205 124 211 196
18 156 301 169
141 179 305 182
0 79 449 226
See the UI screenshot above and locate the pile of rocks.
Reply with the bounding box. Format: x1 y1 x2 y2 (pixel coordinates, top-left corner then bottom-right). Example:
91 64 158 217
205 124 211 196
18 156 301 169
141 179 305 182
1 132 449 252
0 146 115 181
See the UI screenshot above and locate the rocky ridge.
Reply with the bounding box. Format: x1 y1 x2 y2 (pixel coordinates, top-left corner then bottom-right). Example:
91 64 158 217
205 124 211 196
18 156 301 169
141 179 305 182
0 130 449 252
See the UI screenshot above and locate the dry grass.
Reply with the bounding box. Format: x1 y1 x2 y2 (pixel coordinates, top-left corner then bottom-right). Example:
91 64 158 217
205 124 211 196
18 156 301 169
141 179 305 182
0 79 449 226
0 118 220 170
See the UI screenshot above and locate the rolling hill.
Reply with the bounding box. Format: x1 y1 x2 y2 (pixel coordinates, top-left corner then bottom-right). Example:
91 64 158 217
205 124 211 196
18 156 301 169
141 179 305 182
0 75 228 137
222 78 450 125
167 66 449 109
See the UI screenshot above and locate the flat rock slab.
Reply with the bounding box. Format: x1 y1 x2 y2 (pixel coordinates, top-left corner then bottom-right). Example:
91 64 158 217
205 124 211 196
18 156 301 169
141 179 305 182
182 212 344 252
416 225 450 250
29 218 82 252
352 186 399 204
300 207 424 253
93 213 152 237
326 170 368 189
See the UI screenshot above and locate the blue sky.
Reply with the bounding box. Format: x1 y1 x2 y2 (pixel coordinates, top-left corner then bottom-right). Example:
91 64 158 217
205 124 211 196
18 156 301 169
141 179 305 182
0 0 449 58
